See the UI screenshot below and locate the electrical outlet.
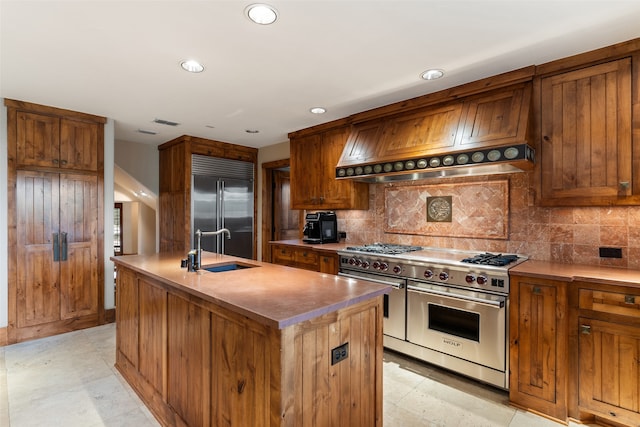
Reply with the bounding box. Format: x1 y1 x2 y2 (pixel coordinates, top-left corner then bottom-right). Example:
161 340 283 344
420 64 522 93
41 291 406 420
331 342 349 365
599 247 622 258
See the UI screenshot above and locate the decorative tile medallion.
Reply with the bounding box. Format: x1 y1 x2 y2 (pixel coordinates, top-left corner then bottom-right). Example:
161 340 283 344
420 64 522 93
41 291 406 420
384 180 509 239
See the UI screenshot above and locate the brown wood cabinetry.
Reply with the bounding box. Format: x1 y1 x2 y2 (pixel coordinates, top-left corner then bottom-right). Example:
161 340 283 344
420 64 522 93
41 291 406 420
269 242 339 274
576 285 640 426
114 263 383 427
158 135 258 254
289 125 369 210
535 40 640 206
5 99 105 344
509 275 568 422
337 83 532 167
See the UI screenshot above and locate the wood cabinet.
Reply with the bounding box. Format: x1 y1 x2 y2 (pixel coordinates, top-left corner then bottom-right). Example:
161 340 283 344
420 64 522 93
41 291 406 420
5 99 105 344
337 83 532 167
576 285 640 426
269 242 339 274
158 135 258 254
114 263 384 427
535 40 640 206
289 125 369 210
509 275 568 422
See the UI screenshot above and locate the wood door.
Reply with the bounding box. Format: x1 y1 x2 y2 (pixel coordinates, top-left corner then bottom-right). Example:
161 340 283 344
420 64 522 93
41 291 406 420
16 111 60 169
16 171 61 327
290 133 321 208
540 58 632 203
273 170 300 240
509 276 568 421
579 318 640 425
59 118 100 171
59 174 99 320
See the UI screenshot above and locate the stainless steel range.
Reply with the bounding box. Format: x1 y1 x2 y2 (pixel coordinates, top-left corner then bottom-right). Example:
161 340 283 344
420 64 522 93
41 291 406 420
337 243 527 390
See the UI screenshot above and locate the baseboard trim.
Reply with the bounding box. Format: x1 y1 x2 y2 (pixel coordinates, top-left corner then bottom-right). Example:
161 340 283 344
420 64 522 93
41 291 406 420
105 308 116 324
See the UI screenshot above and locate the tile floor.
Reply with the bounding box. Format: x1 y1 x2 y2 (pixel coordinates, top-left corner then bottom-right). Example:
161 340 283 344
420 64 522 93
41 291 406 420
0 324 596 427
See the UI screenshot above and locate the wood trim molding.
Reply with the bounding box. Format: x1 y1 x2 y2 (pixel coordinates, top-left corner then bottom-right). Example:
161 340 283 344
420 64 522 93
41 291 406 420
0 327 8 347
3 98 106 124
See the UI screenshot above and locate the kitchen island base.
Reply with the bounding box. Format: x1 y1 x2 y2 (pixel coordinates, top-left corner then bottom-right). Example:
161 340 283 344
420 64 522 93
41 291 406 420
115 265 384 427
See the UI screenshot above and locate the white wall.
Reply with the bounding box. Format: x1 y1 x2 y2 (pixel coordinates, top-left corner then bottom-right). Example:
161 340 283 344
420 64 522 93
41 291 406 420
256 141 290 261
104 119 116 310
138 202 157 255
0 101 8 327
114 139 159 195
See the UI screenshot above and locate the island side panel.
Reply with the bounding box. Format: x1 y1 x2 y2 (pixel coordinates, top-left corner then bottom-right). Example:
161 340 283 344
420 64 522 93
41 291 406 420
279 296 384 427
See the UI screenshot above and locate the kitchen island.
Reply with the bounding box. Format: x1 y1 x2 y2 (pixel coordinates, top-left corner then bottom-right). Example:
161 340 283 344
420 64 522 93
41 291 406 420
111 252 389 427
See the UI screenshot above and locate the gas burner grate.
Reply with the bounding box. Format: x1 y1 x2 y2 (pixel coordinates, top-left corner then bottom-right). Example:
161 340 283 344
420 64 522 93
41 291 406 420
461 253 519 266
345 243 423 255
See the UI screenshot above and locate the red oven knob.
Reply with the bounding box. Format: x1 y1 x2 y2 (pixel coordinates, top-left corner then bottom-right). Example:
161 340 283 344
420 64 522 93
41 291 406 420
361 260 370 269
439 272 449 281
380 262 389 271
465 274 476 283
372 261 380 270
424 270 434 279
354 258 362 267
477 275 488 285
392 265 402 274
348 258 356 265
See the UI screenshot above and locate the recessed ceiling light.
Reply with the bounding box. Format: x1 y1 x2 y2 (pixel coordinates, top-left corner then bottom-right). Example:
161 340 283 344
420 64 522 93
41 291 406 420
180 59 204 73
245 129 260 134
245 3 278 25
310 107 326 114
420 69 444 80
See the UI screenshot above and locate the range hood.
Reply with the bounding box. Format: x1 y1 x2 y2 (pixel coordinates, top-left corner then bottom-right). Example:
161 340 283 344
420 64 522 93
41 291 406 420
335 82 535 182
336 143 535 183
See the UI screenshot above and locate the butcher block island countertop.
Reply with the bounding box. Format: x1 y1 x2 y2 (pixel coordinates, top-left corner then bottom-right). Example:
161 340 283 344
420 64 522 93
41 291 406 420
111 252 390 427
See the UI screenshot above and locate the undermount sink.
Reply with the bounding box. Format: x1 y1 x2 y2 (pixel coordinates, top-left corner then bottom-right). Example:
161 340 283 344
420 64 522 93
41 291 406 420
202 263 255 273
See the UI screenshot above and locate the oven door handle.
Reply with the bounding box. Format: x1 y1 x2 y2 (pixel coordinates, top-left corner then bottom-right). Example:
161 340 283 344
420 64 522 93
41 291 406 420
407 285 504 308
338 272 405 289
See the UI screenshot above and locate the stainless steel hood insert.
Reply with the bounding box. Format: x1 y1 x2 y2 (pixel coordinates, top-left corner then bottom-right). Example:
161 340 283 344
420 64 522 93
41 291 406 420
335 143 535 182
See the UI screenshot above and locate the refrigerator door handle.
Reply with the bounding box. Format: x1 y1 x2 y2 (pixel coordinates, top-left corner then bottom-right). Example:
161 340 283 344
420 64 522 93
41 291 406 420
219 180 225 254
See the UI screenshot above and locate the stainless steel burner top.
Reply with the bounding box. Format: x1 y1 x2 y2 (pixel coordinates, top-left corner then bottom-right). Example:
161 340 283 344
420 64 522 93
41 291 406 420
345 243 422 255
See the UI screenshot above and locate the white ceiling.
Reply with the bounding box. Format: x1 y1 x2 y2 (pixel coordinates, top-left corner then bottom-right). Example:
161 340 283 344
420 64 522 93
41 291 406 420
3 1 640 149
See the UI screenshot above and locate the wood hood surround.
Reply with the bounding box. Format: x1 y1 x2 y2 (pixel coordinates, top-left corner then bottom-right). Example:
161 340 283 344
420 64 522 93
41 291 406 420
335 67 536 182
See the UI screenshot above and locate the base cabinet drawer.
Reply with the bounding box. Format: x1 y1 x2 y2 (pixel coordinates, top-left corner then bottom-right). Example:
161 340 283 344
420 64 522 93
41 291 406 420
269 243 339 275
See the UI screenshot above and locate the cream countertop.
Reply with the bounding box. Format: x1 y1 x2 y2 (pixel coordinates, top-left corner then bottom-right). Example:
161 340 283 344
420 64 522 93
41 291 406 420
111 251 390 330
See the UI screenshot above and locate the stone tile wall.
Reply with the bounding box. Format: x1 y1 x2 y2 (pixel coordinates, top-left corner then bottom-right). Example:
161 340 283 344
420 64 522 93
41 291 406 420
337 172 640 268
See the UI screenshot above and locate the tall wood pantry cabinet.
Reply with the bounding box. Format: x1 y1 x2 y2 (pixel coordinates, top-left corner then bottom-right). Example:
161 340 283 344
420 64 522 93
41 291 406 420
5 99 106 344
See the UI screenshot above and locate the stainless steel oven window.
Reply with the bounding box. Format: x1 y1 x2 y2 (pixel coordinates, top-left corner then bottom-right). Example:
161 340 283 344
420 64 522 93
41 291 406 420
428 303 480 342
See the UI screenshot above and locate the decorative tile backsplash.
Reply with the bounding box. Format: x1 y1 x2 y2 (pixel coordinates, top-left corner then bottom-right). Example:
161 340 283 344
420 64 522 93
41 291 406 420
384 180 509 239
337 172 640 268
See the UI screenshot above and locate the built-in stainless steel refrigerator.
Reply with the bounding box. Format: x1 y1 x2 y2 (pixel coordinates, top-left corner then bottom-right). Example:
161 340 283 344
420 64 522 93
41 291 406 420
191 154 254 259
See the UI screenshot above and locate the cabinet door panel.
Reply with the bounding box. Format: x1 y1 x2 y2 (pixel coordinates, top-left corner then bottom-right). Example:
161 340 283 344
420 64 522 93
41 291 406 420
290 133 321 208
16 112 60 168
116 267 139 368
60 119 99 171
540 58 632 202
579 318 640 424
138 278 166 393
59 174 99 319
16 171 60 327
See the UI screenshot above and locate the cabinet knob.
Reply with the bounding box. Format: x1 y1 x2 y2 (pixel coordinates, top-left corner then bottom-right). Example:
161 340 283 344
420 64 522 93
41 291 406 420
580 325 591 335
620 181 630 189
61 160 67 166
533 287 541 295
625 295 636 304
53 159 59 164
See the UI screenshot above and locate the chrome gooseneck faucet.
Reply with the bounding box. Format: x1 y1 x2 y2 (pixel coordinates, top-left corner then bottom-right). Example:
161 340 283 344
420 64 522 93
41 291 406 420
194 228 231 270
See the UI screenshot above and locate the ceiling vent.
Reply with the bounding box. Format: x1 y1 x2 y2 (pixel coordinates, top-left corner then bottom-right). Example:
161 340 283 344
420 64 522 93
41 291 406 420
137 129 157 135
153 118 180 126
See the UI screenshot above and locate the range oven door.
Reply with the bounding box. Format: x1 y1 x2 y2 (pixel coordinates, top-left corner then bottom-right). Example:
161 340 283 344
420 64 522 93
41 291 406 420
407 280 506 371
339 270 406 340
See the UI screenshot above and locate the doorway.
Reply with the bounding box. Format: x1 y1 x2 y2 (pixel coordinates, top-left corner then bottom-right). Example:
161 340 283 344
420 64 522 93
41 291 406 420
261 159 303 262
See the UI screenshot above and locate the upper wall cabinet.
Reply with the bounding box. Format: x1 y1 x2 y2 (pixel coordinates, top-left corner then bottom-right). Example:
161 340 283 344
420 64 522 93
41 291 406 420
535 41 640 206
14 107 101 172
290 125 369 210
337 83 532 167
